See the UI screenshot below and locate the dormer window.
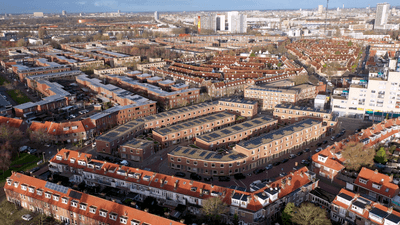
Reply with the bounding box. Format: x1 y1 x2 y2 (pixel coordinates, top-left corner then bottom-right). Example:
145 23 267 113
131 220 141 225
71 200 78 207
372 183 381 190
36 189 43 196
53 195 59 201
62 197 68 204
21 184 27 191
318 155 328 163
359 178 368 185
99 210 107 218
28 187 34 193
56 155 62 160
45 192 52 199
89 206 97 214
70 158 75 164
14 182 19 188
120 216 128 224
79 203 87 210
6 179 12 186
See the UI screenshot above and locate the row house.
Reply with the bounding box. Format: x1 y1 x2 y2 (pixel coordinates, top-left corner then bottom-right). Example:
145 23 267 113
152 112 235 148
137 61 166 71
207 80 247 98
195 116 277 150
0 116 29 132
93 67 128 75
331 188 400 225
29 118 96 143
235 119 326 170
5 172 183 225
119 138 155 163
48 149 317 225
14 96 68 118
12 59 71 81
112 56 141 67
217 98 258 118
273 104 336 127
312 117 400 183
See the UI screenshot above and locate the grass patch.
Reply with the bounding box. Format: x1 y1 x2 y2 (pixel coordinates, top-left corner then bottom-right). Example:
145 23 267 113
236 116 245 121
0 200 42 225
154 141 159 144
0 153 40 182
6 89 30 104
189 145 199 149
0 76 8 86
146 138 153 141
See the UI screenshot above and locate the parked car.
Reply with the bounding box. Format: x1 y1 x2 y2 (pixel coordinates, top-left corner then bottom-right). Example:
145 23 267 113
190 173 202 181
218 176 230 182
303 148 310 152
281 158 289 163
289 154 296 159
273 161 281 166
28 149 37 154
316 142 323 147
301 160 310 165
204 177 213 181
331 136 336 141
296 151 303 156
234 173 246 180
315 147 323 153
21 214 33 221
19 146 30 153
253 168 266 174
265 164 273 170
44 143 51 147
92 142 97 148
174 172 186 178
279 172 288 177
322 140 328 144
120 160 129 166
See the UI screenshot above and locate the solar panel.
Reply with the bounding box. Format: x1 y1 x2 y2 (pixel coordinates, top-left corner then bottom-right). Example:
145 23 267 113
220 130 232 135
199 151 207 157
228 155 237 160
242 123 252 128
45 182 69 194
205 153 213 159
232 126 242 131
189 150 197 155
252 120 261 124
69 190 82 200
213 154 223 159
182 149 190 154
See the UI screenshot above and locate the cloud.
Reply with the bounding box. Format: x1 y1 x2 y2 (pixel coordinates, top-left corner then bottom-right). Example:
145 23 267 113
94 0 117 7
77 1 87 5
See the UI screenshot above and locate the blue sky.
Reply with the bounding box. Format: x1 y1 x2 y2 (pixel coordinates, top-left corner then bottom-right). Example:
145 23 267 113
1 0 398 14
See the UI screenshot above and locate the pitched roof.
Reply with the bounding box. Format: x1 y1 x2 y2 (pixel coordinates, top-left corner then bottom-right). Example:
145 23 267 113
0 116 24 129
354 167 399 198
5 172 183 225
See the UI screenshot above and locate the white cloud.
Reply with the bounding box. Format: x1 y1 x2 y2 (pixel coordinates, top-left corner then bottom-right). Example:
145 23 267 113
77 1 87 5
94 0 116 7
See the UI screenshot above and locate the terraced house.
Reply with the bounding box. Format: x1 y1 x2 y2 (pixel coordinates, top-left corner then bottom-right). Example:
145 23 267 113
4 172 183 225
48 149 319 225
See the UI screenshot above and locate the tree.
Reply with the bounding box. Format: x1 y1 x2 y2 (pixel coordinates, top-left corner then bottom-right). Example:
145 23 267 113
201 197 229 223
341 142 375 171
291 75 309 85
0 142 12 175
290 202 331 225
282 202 294 225
375 147 388 164
27 128 54 144
38 28 47 39
16 39 27 47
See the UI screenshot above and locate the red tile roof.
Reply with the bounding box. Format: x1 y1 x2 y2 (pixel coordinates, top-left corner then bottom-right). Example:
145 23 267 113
5 172 183 225
0 116 24 129
354 167 399 198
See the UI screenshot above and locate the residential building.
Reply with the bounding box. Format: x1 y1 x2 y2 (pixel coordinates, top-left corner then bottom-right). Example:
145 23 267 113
119 138 154 162
217 98 258 118
273 104 336 127
153 112 235 148
375 3 390 29
331 188 400 224
4 172 183 225
195 116 277 150
48 149 319 225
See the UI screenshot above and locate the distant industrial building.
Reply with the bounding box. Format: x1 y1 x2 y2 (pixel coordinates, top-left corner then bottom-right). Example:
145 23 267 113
374 3 390 29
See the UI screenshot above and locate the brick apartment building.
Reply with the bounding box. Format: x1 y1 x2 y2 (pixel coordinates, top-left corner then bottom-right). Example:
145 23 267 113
245 84 318 110
118 138 155 162
217 98 258 118
273 104 333 124
153 112 235 148
195 116 277 150
4 172 182 225
12 58 72 81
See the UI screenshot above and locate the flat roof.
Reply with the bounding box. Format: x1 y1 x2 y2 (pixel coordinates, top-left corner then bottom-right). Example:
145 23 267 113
169 146 247 162
121 138 153 149
237 118 322 150
274 104 331 114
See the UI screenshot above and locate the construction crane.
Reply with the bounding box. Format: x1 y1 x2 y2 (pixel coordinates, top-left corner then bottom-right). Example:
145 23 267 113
324 0 329 36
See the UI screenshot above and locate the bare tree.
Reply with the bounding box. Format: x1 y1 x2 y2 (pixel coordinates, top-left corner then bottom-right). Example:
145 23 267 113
290 202 332 225
201 197 229 223
291 75 309 85
341 142 375 171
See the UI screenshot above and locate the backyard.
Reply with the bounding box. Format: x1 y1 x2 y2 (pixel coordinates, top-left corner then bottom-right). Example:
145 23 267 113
0 153 41 182
6 89 30 104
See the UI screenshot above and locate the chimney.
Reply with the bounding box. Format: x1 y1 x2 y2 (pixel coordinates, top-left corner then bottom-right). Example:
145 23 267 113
388 207 393 214
78 152 81 157
64 151 68 160
375 169 378 174
295 162 298 167
288 177 292 186
200 188 203 195
390 174 393 182
300 171 304 178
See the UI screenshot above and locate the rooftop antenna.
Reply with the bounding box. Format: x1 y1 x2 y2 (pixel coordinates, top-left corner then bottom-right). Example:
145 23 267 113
324 0 329 37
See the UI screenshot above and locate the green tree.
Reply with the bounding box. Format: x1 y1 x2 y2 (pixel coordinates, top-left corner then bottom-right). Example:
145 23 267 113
375 147 388 164
291 202 331 225
282 202 295 225
341 142 375 171
347 41 353 46
201 197 229 223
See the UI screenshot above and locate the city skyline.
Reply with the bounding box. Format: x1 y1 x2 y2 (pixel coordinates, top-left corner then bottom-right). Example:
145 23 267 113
1 0 399 14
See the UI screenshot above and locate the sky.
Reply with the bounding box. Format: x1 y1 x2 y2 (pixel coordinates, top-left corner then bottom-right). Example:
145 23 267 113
0 0 398 14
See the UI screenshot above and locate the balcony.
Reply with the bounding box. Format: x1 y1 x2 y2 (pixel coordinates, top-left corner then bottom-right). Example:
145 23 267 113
98 179 111 186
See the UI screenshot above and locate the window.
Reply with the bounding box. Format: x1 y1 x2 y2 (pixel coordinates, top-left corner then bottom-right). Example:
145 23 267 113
120 216 128 224
71 200 78 207
53 195 59 201
99 210 107 217
80 203 87 210
109 213 117 221
62 197 68 204
45 192 52 199
89 206 97 214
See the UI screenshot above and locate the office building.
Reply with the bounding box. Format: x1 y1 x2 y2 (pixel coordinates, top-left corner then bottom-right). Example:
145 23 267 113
62 10 66 16
200 14 217 32
216 14 225 31
318 5 324 14
154 11 159 20
33 12 44 17
374 3 390 29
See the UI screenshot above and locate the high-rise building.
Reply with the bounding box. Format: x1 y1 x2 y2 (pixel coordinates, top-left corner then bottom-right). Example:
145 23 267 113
374 2 390 29
227 11 247 33
118 9 121 13
62 10 66 16
216 14 225 31
318 5 324 14
200 14 216 32
154 11 159 20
